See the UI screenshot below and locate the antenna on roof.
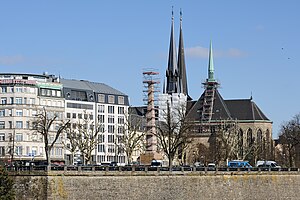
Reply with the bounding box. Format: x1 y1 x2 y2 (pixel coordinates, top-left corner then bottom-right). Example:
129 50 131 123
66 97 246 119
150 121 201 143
250 91 253 100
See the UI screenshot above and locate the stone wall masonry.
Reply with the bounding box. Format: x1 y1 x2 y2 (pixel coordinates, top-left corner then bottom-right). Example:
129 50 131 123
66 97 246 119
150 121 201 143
12 171 300 200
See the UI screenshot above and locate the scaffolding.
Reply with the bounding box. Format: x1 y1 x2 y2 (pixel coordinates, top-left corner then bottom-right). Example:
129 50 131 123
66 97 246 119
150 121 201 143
200 81 219 122
142 69 160 152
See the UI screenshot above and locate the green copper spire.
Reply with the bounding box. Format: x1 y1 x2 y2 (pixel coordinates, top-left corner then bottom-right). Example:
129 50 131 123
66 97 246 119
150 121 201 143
208 41 215 82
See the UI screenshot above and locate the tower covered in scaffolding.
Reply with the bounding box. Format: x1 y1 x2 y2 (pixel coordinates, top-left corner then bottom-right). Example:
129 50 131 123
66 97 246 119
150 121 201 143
143 69 160 152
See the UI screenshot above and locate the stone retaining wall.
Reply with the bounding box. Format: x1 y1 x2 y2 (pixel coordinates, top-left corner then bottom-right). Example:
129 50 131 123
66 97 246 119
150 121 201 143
12 172 300 200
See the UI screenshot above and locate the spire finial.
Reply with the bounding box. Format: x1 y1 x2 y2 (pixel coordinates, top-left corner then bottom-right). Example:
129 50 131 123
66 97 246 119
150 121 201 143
180 8 182 20
172 6 174 19
208 40 215 82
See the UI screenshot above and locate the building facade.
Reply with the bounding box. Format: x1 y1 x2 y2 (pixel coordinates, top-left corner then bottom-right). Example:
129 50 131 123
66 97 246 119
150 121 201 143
0 73 65 164
0 73 129 166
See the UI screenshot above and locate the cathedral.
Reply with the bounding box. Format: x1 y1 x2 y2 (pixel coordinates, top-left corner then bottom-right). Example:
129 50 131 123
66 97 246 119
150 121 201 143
158 11 274 166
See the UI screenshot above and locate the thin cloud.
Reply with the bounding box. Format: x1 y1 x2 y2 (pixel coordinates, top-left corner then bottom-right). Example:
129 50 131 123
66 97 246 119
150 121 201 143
0 55 25 65
186 46 247 58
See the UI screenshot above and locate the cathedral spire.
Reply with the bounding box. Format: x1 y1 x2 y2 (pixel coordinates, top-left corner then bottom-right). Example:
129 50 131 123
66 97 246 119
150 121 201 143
208 40 215 82
177 9 188 96
165 7 178 94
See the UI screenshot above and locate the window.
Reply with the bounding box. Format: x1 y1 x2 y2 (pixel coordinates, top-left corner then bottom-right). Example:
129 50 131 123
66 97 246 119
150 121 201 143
97 144 105 153
108 145 115 153
118 116 124 124
16 146 23 155
108 125 114 133
57 90 61 97
15 97 22 104
15 133 23 141
72 113 76 119
98 115 105 123
0 146 5 156
55 147 63 156
16 110 23 116
10 97 13 104
89 114 93 120
16 121 23 129
1 97 7 105
0 110 5 117
98 105 105 113
118 126 124 134
108 106 114 114
108 115 114 124
66 113 71 118
10 87 14 93
78 113 82 119
98 134 105 143
0 121 5 129
31 147 37 156
118 107 124 114
1 87 7 93
118 96 124 104
108 95 115 104
108 135 115 143
0 133 5 141
30 98 35 105
98 94 105 103
8 121 12 129
16 87 23 93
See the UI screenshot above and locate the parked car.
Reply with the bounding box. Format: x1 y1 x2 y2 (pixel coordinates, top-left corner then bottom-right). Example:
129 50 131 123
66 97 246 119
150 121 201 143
227 160 252 168
194 162 205 167
256 160 281 168
207 163 216 171
151 160 162 167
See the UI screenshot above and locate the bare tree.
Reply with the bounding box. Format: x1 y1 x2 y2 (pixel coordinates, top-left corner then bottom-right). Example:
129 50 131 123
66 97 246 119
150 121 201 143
73 118 103 165
34 107 70 166
214 120 240 164
278 113 300 167
63 123 80 165
118 110 146 164
155 101 193 168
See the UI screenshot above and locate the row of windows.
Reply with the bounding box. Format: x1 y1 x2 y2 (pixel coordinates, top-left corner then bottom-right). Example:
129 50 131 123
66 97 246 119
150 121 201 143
1 86 36 94
98 105 125 114
0 119 63 130
96 155 126 163
0 132 63 143
0 146 63 157
97 94 125 105
66 113 93 120
1 97 36 105
97 134 124 144
40 88 62 97
97 144 125 153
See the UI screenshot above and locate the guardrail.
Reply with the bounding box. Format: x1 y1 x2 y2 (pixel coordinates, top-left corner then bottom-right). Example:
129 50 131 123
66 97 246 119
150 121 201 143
4 165 300 173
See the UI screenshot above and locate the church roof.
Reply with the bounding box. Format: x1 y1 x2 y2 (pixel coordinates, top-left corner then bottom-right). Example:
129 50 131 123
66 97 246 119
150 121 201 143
224 99 269 121
186 91 270 122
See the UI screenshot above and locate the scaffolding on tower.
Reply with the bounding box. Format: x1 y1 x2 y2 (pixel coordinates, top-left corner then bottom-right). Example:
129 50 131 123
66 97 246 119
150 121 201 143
142 69 160 152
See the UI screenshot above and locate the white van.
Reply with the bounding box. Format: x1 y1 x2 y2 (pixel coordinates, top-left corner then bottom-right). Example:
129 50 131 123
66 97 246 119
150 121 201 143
256 160 281 168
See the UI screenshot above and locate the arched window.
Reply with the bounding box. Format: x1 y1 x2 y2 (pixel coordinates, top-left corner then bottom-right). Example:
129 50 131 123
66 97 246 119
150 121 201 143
238 129 243 157
247 128 253 147
257 129 263 155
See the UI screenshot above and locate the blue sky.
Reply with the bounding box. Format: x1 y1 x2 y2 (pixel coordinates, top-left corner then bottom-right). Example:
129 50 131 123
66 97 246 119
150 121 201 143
0 1 299 138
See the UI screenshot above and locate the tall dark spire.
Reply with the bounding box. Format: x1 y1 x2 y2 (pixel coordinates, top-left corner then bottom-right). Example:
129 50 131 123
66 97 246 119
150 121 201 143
177 9 188 96
165 7 178 94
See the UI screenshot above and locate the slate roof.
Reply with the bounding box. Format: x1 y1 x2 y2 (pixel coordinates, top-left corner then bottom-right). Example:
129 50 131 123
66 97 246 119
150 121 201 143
186 89 270 122
224 99 269 121
60 78 126 96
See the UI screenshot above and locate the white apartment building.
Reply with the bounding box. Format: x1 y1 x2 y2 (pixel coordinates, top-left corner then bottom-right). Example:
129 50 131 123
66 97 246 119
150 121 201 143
0 73 65 164
61 79 129 165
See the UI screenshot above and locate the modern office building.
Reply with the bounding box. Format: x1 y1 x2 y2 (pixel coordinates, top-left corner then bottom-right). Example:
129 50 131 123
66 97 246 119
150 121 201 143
61 79 129 165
